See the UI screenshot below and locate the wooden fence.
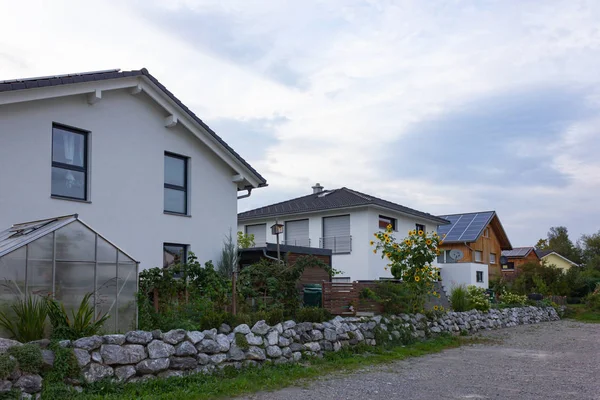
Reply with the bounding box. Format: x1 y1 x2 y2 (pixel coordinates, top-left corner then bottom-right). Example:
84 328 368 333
322 281 383 315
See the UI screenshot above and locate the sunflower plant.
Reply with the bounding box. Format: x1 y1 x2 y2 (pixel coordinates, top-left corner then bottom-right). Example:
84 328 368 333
371 225 443 312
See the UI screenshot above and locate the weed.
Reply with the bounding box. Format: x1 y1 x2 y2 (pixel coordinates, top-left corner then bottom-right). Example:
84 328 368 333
7 344 43 374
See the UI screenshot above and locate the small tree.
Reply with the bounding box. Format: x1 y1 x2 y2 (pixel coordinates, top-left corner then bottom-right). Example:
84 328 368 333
371 225 442 312
217 231 239 279
237 231 255 249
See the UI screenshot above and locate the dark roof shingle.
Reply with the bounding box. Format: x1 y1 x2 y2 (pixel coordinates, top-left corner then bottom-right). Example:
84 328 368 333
0 68 266 188
238 187 449 224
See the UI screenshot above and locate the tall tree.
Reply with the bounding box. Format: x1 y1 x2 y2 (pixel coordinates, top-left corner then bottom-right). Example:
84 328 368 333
535 238 549 250
543 226 582 264
578 231 600 270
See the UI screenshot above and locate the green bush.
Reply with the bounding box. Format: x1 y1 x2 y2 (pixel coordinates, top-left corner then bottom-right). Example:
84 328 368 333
450 285 469 312
7 344 43 374
0 295 47 342
499 289 528 306
296 307 332 323
266 308 285 326
45 293 110 340
41 344 80 399
235 333 249 350
466 285 490 312
0 353 17 379
584 284 600 311
361 282 412 315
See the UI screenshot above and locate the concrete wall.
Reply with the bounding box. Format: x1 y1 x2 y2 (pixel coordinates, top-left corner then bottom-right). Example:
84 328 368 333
440 262 489 295
0 89 239 270
238 207 441 281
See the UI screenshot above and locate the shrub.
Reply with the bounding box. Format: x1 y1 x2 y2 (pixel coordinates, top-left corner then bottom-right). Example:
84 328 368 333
41 344 80 398
466 285 490 312
584 283 600 311
7 344 43 374
360 282 412 314
499 290 528 306
235 333 249 350
0 295 47 342
450 285 469 312
296 307 332 323
266 308 285 326
0 353 17 379
45 293 110 340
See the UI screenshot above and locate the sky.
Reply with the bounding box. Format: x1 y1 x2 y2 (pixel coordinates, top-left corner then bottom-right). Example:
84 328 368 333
1 0 599 246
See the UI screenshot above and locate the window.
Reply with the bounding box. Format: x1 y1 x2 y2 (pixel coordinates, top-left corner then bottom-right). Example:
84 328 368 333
483 228 490 238
490 253 497 264
502 262 515 270
379 215 396 230
322 215 351 253
51 124 88 200
245 224 266 247
284 219 310 247
164 153 188 214
473 250 483 263
437 250 452 263
163 243 187 277
476 271 484 283
415 223 426 233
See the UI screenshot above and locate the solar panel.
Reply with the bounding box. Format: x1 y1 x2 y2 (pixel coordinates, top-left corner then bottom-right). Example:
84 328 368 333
437 211 494 243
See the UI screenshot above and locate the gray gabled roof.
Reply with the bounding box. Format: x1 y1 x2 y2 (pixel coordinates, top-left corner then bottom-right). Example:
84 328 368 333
0 68 266 189
502 247 536 258
238 187 449 224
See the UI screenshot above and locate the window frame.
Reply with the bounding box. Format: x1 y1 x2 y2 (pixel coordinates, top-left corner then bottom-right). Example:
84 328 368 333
502 262 515 271
490 253 497 264
415 223 426 233
476 271 484 283
51 123 89 201
164 152 188 215
378 215 397 231
473 250 483 263
163 243 188 278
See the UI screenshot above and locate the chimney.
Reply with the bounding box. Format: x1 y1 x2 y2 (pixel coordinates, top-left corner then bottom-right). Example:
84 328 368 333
312 183 324 194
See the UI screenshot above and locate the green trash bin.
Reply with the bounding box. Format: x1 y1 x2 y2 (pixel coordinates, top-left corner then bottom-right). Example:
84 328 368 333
303 284 323 307
485 288 496 303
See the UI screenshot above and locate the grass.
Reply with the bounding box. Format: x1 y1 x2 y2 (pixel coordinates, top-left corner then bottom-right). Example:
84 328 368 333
57 335 473 400
565 304 600 323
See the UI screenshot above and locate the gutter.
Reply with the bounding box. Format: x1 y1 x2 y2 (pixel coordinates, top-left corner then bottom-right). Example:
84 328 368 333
237 188 252 200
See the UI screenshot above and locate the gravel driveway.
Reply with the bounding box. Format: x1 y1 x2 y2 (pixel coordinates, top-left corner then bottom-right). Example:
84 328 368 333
238 320 600 400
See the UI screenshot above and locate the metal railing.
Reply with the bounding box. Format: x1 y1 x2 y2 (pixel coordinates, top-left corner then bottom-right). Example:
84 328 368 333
282 238 311 247
320 235 352 254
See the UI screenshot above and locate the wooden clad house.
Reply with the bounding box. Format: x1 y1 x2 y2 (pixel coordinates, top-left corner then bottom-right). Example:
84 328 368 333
501 247 541 273
437 211 512 281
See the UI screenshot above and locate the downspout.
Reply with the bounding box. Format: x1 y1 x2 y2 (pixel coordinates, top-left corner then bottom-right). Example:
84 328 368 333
262 248 280 263
237 188 252 199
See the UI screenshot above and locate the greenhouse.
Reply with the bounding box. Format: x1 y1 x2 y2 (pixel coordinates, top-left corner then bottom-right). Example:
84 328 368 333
0 214 139 334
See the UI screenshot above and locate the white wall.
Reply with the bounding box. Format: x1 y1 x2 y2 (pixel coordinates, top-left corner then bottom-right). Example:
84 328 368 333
440 263 489 295
238 207 442 281
0 89 239 270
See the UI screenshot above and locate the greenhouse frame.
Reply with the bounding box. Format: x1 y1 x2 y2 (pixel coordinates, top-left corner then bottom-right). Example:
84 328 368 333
0 214 139 333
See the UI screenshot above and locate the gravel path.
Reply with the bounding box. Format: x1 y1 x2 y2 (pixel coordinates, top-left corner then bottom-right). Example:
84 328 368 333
238 320 600 400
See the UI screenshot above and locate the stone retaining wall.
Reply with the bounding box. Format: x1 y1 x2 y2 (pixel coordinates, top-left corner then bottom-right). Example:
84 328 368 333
0 306 560 397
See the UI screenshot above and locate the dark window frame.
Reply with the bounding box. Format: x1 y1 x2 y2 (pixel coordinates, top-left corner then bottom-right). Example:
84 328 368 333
378 215 397 231
163 243 188 278
476 271 484 283
51 123 89 201
415 223 426 233
164 152 188 215
502 262 515 271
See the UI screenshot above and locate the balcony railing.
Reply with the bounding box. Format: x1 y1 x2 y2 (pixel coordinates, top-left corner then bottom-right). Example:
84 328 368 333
282 238 311 247
320 235 352 254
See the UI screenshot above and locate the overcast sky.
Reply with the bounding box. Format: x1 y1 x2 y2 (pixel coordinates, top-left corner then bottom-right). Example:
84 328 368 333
2 0 599 246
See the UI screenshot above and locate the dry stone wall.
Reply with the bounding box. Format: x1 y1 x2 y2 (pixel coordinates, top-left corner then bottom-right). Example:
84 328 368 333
0 306 560 397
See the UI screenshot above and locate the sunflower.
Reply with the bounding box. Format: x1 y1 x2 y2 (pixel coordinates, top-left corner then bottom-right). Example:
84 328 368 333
433 232 438 237
439 306 444 311
433 305 439 311
393 243 399 249
369 240 374 246
414 276 420 282
373 249 377 254
404 239 411 245
418 230 424 236
426 239 432 245
386 224 393 230
433 291 437 296
435 249 440 255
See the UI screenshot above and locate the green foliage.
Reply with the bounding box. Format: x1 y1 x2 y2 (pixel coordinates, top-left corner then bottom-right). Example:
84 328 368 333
7 344 43 374
450 285 469 312
41 343 81 399
371 227 442 312
0 295 47 342
0 353 17 379
237 256 334 315
360 282 413 314
466 285 490 312
237 231 255 249
499 289 528 306
235 333 249 350
538 226 582 264
216 231 239 279
295 307 332 323
45 293 110 340
579 231 600 270
584 284 600 311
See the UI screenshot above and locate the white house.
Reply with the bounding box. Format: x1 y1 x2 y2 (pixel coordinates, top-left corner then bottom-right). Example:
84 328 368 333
0 68 267 271
237 184 449 281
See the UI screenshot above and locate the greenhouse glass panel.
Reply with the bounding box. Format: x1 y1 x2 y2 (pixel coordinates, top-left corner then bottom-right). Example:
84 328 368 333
0 246 26 302
97 237 117 263
27 232 53 261
118 251 135 264
54 261 95 313
27 260 53 296
55 222 95 261
97 263 117 332
117 262 137 333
